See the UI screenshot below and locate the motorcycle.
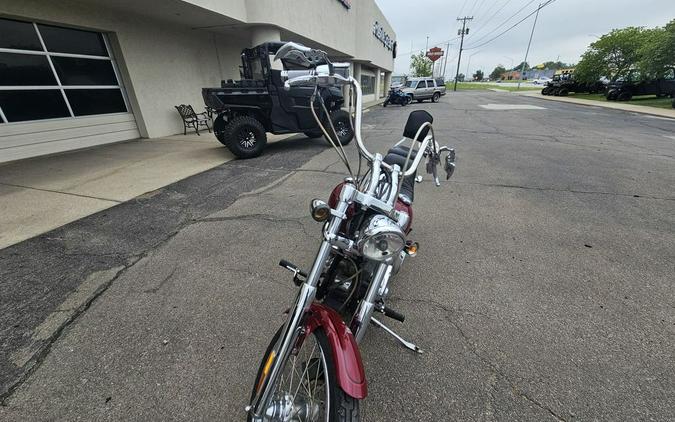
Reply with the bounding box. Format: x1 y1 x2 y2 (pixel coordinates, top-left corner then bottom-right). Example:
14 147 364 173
383 86 412 107
246 42 456 422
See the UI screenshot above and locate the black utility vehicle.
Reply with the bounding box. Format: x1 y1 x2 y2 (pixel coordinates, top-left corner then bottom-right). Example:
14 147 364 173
541 71 604 96
202 42 353 158
606 68 675 101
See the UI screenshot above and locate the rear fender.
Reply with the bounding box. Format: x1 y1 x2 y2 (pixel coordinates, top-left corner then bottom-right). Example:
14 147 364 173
304 304 367 399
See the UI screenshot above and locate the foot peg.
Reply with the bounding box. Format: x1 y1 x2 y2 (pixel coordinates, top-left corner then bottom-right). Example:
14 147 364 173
371 317 423 354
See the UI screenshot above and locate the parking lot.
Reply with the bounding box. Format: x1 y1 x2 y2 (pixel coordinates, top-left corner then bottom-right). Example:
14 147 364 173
1 91 674 421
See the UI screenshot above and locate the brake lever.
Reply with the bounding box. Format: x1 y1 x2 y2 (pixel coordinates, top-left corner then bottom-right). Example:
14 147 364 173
425 152 441 187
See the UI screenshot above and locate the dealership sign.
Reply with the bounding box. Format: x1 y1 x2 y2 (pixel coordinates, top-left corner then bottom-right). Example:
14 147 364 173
426 47 444 62
373 21 395 50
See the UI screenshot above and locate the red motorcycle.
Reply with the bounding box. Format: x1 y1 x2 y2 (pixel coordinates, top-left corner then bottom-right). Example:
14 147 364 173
247 42 456 422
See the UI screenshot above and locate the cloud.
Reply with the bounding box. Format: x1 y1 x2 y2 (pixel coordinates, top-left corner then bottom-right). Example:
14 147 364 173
375 0 675 76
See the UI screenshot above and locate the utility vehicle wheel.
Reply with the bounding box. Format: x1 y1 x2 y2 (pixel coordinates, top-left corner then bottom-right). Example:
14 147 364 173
214 115 228 146
606 89 618 100
328 110 354 146
431 92 440 103
222 116 267 159
671 98 675 109
558 88 569 97
552 88 560 96
617 91 632 101
541 87 550 95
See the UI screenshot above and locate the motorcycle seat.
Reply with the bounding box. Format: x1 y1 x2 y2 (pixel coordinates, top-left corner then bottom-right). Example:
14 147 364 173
383 152 416 204
387 145 418 159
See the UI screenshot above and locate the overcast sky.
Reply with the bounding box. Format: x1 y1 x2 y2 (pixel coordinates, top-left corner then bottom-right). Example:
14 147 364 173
374 0 675 78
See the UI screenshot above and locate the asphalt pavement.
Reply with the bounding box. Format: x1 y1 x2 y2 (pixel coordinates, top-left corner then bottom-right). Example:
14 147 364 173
1 91 674 421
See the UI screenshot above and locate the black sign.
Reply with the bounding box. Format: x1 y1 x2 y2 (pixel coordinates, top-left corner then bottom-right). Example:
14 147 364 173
373 21 395 51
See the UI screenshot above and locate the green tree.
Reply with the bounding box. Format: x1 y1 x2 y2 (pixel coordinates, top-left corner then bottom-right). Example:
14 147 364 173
541 61 571 70
575 26 651 83
490 65 506 80
513 61 530 71
410 53 432 77
639 19 675 78
473 69 484 81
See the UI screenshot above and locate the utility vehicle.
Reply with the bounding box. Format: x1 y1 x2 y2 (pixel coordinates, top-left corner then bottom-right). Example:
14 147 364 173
202 42 354 158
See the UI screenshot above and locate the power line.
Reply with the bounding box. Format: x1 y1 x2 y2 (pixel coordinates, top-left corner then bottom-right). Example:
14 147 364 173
464 0 556 50
457 0 470 18
466 0 538 46
468 0 515 38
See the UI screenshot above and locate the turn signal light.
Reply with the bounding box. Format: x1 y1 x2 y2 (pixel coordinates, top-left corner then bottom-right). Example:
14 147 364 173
310 199 331 222
405 241 419 257
256 350 276 394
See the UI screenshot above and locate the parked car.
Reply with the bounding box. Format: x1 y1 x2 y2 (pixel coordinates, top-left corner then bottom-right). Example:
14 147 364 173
532 77 551 85
401 77 446 103
606 68 675 101
202 42 353 158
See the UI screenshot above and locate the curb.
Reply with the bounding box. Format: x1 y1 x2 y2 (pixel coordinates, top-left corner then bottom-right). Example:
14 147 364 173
518 91 675 119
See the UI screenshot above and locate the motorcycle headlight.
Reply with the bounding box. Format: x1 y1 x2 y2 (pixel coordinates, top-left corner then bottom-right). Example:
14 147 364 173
358 215 405 262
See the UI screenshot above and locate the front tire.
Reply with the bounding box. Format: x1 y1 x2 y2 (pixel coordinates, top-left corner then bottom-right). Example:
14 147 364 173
249 326 360 422
220 115 267 159
382 99 389 107
431 92 440 102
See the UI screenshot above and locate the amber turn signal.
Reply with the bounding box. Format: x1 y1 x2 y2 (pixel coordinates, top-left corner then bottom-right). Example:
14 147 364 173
310 199 331 222
405 241 419 257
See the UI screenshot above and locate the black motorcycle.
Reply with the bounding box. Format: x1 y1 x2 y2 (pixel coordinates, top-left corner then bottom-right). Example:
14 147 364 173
383 87 412 107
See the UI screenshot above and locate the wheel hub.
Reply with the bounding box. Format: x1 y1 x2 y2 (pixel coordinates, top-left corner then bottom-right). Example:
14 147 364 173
239 130 257 148
265 393 320 422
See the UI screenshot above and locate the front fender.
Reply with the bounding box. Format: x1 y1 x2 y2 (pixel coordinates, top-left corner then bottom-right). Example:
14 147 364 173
304 304 367 399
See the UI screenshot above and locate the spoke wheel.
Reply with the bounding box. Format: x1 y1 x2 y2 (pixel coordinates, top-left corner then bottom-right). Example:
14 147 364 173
250 326 360 422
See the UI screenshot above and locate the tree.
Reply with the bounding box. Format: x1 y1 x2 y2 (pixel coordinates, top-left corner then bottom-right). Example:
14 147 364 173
473 69 484 81
541 61 571 70
513 61 530 71
490 65 506 80
639 19 675 78
575 27 650 83
410 52 432 77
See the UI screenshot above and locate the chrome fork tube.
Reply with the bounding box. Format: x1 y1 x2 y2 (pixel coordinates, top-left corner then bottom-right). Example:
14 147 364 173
251 183 355 418
351 263 392 343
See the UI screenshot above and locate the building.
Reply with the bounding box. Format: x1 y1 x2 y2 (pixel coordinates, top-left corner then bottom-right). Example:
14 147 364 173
0 0 396 163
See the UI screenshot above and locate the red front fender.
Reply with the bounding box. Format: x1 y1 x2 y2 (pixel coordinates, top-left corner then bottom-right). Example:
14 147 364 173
304 304 368 399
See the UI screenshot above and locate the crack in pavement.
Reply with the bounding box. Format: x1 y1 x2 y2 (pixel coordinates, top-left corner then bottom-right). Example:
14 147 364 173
448 180 675 201
391 296 567 421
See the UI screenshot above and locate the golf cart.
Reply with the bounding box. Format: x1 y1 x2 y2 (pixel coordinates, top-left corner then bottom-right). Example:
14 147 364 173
202 42 353 158
541 68 605 96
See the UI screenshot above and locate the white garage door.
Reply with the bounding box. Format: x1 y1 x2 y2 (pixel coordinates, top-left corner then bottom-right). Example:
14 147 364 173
0 17 140 163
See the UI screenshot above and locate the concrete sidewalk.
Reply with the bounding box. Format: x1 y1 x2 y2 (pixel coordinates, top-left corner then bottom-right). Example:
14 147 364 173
0 133 297 250
518 90 675 119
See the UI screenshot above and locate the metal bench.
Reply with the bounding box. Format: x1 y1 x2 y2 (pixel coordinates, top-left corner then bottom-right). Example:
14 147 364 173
174 104 211 135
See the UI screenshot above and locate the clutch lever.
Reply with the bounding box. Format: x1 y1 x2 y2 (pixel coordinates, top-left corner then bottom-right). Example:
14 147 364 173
439 147 456 180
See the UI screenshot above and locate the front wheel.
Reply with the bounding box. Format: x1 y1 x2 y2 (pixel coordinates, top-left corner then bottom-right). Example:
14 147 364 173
382 99 389 107
249 326 360 422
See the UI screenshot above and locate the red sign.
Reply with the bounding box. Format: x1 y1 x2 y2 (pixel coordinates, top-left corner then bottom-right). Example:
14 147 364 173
426 47 444 62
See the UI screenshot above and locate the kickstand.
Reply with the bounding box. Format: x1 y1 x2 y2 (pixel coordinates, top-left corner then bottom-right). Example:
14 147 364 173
371 317 424 354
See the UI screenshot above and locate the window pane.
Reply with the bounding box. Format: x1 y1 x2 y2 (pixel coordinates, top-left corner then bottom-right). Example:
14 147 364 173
37 24 108 56
0 53 57 86
0 18 42 51
65 89 126 116
0 90 70 122
51 57 118 85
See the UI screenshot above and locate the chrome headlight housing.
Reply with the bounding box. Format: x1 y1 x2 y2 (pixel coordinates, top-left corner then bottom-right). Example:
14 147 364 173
358 215 405 262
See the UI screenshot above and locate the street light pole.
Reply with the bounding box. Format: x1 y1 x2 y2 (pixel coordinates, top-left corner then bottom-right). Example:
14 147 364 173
517 3 542 90
453 16 473 91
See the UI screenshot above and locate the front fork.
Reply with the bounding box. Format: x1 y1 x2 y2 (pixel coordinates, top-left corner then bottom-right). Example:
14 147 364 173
249 183 356 419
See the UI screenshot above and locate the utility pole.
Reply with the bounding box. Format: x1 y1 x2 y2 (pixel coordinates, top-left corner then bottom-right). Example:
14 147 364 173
442 42 450 80
517 3 542 90
453 16 473 92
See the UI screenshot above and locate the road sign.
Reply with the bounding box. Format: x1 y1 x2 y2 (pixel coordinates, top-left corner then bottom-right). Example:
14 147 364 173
426 47 444 62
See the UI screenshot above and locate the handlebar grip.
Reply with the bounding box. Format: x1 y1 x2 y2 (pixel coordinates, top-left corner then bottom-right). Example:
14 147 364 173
279 260 308 278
